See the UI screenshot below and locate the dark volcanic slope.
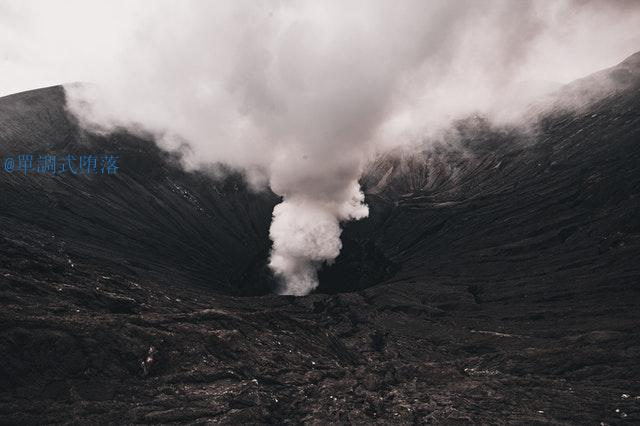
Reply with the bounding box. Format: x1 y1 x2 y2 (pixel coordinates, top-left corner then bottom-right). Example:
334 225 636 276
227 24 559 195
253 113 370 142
1 54 640 425
0 87 278 296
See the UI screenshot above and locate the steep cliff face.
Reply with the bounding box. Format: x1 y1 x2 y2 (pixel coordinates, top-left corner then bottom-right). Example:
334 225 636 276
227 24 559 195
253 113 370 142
0 54 639 424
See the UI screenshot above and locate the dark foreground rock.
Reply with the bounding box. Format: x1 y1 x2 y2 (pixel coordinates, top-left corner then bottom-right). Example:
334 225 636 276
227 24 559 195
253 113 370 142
0 54 639 424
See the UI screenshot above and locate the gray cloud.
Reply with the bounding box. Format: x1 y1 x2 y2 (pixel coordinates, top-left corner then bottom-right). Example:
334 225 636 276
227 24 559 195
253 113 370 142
2 0 639 294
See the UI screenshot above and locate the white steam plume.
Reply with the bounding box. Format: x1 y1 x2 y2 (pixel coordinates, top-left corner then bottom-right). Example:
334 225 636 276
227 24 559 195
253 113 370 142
3 0 637 294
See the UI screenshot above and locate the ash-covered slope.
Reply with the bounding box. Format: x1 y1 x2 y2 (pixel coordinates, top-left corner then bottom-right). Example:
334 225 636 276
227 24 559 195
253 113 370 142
0 86 278 297
0 53 639 424
319 52 640 298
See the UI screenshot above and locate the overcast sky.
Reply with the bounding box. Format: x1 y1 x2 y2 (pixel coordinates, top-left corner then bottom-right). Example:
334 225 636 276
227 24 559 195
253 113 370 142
1 0 640 97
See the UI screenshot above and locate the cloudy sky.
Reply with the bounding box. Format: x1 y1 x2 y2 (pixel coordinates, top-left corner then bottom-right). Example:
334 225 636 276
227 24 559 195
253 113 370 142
1 0 639 97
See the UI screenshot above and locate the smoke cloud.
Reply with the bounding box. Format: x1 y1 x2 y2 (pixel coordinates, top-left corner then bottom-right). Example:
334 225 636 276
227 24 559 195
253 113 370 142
2 0 639 294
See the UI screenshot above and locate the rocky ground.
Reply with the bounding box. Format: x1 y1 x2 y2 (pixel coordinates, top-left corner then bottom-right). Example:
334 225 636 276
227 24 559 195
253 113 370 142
0 54 639 424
